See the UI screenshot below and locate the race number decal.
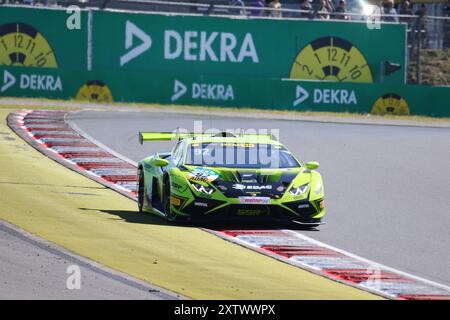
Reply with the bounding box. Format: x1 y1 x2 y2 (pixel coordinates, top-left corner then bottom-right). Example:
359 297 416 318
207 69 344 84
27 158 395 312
187 168 220 182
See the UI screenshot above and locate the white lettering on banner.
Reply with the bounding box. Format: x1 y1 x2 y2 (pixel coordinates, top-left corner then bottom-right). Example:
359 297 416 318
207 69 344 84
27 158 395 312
220 33 237 62
293 85 309 107
192 83 234 101
238 33 259 62
165 30 182 60
120 21 152 66
171 80 234 102
171 80 187 102
164 31 258 63
1 70 16 92
313 89 357 105
200 32 218 61
66 5 81 30
184 31 198 61
20 74 63 91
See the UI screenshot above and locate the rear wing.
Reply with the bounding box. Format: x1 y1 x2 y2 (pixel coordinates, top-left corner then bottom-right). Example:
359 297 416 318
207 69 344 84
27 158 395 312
138 131 275 145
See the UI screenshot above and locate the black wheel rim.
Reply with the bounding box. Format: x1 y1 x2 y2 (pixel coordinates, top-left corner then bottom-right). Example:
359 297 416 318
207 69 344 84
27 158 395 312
138 170 144 211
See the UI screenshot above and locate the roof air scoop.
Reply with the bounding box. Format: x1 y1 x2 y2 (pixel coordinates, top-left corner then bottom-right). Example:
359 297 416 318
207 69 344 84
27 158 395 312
212 132 236 137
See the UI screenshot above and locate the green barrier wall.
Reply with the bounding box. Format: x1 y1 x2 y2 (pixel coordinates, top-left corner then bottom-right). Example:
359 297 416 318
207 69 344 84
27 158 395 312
92 10 405 84
0 6 87 70
2 66 449 117
1 6 449 117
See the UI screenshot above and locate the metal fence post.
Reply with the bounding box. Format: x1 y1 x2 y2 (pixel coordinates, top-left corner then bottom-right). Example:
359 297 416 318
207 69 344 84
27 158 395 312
87 8 93 71
415 16 421 84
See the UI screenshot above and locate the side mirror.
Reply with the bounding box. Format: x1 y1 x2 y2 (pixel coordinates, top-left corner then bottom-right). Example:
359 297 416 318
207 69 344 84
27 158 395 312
154 158 169 167
305 161 319 170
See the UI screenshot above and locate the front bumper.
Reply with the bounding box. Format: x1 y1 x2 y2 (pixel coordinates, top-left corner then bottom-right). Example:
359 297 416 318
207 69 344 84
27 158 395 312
171 194 325 224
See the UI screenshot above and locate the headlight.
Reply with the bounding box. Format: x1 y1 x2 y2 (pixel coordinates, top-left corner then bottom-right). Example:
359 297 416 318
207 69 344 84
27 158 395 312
289 183 309 196
315 181 323 194
191 182 214 195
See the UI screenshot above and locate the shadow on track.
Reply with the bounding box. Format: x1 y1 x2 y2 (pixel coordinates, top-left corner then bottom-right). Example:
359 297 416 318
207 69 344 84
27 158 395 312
79 208 320 231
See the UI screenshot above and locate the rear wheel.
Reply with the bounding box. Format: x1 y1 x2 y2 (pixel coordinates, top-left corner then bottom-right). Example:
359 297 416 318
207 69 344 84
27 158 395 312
137 168 145 212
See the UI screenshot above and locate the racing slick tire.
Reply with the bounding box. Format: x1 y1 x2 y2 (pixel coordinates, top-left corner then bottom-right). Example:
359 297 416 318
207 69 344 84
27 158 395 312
137 168 145 213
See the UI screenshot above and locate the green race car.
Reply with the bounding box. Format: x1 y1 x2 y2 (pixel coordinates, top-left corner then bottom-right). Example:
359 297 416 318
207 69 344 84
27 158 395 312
137 131 326 226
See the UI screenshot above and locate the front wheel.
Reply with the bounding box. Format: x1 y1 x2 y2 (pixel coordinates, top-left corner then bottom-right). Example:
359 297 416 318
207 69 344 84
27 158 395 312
162 176 175 221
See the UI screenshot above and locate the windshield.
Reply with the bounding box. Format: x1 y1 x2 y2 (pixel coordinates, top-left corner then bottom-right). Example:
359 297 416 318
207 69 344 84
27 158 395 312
184 142 300 169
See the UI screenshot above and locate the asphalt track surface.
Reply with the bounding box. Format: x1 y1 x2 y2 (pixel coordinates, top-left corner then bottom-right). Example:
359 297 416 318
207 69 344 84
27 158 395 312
68 109 450 287
0 222 176 299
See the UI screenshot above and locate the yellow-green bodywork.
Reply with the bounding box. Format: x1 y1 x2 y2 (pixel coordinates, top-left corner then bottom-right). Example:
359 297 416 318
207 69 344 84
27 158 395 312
138 133 326 225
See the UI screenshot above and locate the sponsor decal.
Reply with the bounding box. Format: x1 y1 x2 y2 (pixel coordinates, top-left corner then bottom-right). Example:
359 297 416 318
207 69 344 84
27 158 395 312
187 167 220 182
233 184 272 190
170 196 181 206
237 209 264 216
238 196 271 204
221 142 255 148
194 201 208 207
232 183 246 190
